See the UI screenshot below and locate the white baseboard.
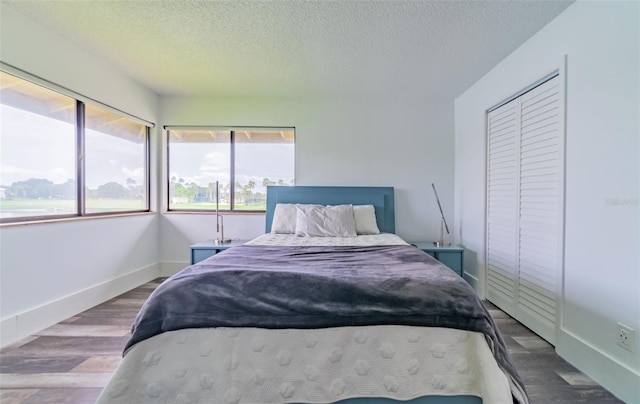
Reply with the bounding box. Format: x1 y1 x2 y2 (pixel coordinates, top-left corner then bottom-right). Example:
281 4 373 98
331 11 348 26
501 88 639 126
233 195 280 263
160 261 189 277
557 328 640 403
0 262 160 349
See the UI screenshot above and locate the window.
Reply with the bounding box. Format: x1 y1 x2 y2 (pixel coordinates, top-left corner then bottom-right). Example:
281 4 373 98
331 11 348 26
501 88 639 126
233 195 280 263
167 127 295 212
85 104 149 213
0 70 151 223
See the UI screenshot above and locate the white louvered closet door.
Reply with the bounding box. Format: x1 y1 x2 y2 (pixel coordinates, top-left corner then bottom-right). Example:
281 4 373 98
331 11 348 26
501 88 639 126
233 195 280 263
487 99 520 316
486 75 564 345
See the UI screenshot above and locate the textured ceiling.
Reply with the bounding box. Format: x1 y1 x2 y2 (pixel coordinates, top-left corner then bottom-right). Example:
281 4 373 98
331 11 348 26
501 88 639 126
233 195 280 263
2 0 573 99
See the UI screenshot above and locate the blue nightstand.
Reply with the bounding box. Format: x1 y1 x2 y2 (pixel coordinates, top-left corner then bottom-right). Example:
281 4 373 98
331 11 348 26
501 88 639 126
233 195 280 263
408 241 464 277
190 239 248 264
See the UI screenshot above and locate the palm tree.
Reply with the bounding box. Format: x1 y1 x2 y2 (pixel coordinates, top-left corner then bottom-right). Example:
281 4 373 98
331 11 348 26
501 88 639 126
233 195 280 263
262 177 275 188
245 180 256 205
246 180 256 193
222 182 230 204
207 182 214 201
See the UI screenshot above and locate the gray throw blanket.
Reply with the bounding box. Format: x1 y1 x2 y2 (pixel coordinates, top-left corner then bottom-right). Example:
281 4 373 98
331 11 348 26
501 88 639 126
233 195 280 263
126 244 526 403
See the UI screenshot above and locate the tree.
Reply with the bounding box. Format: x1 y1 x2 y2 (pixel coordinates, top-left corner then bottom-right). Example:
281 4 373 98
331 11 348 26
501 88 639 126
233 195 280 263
126 178 137 199
207 182 215 201
52 179 75 199
246 180 256 194
96 182 127 199
222 182 230 203
262 177 275 188
174 182 191 199
244 180 256 205
10 178 53 199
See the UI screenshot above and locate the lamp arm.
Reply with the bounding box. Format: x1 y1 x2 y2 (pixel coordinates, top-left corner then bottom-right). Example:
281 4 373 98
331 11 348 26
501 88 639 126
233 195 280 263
214 180 231 244
216 181 220 232
431 183 450 234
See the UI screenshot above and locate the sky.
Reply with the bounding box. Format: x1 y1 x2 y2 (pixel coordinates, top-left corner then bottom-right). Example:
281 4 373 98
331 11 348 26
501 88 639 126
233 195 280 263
1 105 145 189
1 105 77 187
1 105 294 193
170 142 295 194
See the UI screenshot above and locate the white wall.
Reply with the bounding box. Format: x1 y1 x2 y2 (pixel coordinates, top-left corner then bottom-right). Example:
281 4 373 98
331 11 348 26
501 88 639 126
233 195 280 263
454 1 639 402
0 4 161 347
0 2 458 346
159 95 455 267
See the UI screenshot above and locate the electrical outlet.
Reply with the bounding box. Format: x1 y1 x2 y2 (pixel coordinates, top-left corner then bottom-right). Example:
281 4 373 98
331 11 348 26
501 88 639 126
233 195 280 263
616 323 635 352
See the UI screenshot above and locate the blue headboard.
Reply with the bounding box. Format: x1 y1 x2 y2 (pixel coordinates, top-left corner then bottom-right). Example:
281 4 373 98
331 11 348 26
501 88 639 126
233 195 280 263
265 186 395 234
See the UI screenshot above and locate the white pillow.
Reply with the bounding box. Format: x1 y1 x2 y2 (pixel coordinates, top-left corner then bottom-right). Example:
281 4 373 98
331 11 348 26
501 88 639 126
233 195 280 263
353 204 380 235
295 204 357 237
271 203 297 233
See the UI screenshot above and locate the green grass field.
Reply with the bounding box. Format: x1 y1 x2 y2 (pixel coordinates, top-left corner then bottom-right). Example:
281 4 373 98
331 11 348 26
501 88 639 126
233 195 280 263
0 199 145 218
170 202 265 211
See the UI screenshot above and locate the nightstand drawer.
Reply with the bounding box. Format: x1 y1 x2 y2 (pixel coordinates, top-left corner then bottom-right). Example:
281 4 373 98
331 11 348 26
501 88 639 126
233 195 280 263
437 252 463 276
191 249 218 264
190 240 248 264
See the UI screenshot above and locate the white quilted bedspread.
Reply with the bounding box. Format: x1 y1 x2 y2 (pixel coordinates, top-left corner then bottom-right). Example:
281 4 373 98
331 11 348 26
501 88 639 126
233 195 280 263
98 325 512 403
246 233 409 247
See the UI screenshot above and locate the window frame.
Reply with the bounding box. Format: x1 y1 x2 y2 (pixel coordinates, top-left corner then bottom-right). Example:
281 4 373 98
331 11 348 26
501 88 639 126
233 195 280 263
0 65 153 224
82 103 151 217
165 126 295 213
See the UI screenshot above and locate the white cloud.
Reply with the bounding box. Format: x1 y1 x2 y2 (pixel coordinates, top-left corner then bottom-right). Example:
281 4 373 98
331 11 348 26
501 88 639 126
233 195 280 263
0 164 72 185
201 151 229 172
121 166 144 181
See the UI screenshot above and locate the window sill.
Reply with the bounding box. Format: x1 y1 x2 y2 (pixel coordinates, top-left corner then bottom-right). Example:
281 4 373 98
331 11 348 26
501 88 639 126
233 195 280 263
0 211 157 228
163 210 265 216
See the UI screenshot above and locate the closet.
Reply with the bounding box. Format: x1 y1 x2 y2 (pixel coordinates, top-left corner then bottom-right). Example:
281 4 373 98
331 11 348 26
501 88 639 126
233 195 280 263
486 74 564 344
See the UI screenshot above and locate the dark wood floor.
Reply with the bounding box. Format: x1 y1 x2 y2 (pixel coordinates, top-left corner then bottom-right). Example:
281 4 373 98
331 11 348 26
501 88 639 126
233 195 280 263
0 278 623 404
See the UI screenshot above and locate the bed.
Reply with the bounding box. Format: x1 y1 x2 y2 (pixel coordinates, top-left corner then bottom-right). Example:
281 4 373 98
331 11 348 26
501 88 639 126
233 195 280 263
97 186 528 404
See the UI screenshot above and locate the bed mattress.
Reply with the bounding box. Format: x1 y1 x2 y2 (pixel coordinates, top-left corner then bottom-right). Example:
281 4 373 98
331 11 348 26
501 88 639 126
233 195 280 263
99 325 512 403
97 234 527 404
